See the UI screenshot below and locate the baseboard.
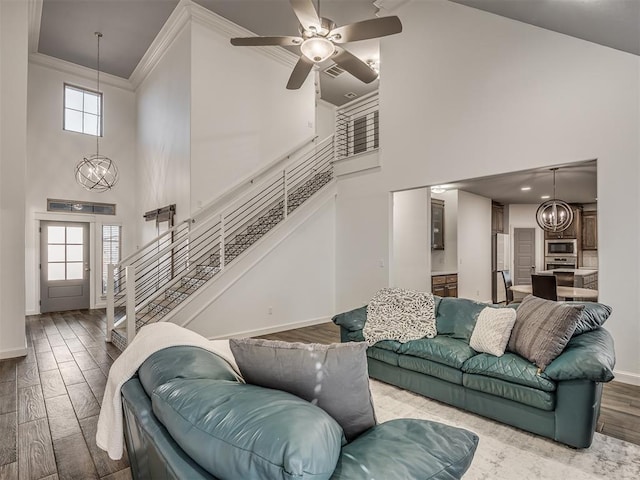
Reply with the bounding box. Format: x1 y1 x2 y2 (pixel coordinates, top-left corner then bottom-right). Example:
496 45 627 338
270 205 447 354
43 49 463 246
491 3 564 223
206 316 332 340
0 345 28 360
25 309 39 316
612 370 640 386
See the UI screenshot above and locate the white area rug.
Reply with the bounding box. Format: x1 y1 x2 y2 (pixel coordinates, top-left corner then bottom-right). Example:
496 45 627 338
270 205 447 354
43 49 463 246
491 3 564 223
370 380 640 479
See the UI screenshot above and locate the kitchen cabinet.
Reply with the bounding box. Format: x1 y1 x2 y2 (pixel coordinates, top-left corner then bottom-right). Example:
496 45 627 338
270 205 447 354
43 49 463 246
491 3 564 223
432 274 458 297
544 206 582 240
491 203 504 234
582 211 597 250
431 199 445 250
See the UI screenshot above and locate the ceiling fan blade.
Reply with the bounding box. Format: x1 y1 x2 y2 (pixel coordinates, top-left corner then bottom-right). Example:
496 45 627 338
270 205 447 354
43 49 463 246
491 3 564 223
287 56 314 90
231 36 303 47
329 16 402 43
332 47 378 84
290 0 321 32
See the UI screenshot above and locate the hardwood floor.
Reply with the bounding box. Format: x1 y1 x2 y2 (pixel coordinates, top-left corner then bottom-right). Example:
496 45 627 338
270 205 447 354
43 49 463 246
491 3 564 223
0 313 638 480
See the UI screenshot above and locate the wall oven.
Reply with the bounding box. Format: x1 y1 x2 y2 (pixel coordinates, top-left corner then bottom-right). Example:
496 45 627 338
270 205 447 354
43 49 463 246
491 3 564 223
545 257 577 270
545 239 578 256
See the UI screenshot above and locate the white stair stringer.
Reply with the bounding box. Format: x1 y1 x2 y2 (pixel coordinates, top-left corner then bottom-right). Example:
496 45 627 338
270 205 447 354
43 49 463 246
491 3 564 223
156 182 337 338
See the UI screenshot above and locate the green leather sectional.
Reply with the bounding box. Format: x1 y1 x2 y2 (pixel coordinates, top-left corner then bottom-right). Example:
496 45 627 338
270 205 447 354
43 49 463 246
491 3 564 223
333 297 616 449
121 345 479 480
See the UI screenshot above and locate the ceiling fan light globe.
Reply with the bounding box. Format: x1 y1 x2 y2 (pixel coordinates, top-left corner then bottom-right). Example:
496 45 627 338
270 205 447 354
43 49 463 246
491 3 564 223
300 37 335 63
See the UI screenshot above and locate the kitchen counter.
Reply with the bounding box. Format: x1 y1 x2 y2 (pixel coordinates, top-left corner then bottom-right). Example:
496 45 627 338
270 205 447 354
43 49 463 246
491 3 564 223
431 270 458 276
537 268 597 276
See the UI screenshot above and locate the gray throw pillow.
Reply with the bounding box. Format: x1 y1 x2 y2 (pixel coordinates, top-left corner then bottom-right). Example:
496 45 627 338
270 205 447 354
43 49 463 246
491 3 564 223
229 338 376 441
508 295 584 371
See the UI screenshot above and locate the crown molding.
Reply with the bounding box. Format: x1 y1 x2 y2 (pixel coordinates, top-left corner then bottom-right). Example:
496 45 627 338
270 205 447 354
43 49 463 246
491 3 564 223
188 1 298 68
29 53 134 91
27 0 43 53
128 0 192 89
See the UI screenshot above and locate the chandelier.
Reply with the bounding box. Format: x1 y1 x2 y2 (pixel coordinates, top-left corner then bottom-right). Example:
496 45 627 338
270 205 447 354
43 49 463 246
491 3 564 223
535 168 573 232
75 32 118 192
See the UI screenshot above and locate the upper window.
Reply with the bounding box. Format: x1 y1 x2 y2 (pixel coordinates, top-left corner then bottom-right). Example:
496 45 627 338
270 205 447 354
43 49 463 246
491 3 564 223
64 84 102 136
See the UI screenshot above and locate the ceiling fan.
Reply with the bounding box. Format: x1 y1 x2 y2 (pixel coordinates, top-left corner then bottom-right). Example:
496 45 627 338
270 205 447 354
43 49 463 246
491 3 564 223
230 0 402 90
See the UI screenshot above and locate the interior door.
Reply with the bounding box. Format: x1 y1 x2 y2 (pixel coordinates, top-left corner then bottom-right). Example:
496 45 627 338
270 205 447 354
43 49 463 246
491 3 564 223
40 221 90 313
514 228 535 286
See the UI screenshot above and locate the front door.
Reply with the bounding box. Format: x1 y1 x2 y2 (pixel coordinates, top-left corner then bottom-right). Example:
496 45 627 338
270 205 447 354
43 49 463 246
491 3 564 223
514 228 535 286
40 221 90 313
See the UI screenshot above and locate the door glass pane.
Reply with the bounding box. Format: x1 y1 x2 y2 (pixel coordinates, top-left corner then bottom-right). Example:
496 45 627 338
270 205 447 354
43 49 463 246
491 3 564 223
48 226 65 244
48 263 66 281
66 227 83 244
67 245 83 262
48 245 65 262
67 263 83 280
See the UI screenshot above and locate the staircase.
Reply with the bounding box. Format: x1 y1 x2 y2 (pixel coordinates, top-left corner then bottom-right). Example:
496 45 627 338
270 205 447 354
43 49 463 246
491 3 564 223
108 136 335 351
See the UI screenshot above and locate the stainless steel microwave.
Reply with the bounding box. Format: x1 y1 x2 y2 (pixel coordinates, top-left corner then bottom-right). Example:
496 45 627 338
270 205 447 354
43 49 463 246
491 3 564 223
545 239 577 256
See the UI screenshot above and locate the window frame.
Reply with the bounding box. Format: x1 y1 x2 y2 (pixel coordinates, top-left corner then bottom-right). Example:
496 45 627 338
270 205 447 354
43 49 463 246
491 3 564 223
63 83 103 137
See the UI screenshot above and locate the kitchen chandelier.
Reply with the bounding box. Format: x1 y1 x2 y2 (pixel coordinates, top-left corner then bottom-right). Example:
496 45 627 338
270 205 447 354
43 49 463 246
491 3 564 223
75 32 118 192
535 168 573 232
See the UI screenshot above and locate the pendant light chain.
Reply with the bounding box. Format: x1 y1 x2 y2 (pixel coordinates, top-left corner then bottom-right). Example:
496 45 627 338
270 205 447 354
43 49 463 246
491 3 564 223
96 32 102 156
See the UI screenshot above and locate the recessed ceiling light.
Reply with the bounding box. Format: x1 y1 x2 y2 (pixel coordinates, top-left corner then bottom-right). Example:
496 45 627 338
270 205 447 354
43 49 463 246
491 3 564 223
431 186 446 194
541 195 550 199
521 186 531 191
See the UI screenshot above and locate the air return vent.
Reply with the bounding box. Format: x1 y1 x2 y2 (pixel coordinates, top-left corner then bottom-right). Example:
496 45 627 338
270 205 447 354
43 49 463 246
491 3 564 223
323 64 345 78
47 198 116 215
344 92 358 99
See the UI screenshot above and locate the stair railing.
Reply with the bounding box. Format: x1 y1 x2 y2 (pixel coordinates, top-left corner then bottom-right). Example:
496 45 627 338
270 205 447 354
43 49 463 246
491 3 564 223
106 135 335 344
335 91 379 160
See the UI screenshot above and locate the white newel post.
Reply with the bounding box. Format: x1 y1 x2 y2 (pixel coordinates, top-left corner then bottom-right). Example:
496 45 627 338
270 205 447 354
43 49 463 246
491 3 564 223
106 264 115 342
125 265 136 343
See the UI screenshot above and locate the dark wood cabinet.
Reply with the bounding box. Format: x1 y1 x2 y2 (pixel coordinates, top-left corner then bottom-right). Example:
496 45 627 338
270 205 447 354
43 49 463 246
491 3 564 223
582 211 597 250
491 203 504 234
432 274 457 297
431 199 445 250
544 206 581 239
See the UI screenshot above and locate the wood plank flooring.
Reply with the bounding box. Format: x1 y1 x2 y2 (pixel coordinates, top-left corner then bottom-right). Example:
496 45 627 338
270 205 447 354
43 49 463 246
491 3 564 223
0 312 638 480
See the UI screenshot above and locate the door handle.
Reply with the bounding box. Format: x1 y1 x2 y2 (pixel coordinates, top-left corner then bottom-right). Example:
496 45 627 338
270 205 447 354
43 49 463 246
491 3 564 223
84 268 91 272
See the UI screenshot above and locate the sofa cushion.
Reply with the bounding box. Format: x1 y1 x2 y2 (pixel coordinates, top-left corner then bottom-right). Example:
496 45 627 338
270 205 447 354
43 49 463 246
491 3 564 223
230 339 376 441
462 353 556 392
436 297 498 342
138 346 239 397
329 419 478 480
397 355 463 385
508 295 584 371
367 346 400 367
570 302 612 336
469 306 517 357
152 379 344 480
544 328 616 382
397 336 478 369
463 374 555 411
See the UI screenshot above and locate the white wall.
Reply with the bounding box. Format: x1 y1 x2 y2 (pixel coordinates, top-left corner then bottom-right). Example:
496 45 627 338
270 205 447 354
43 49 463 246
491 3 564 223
0 0 28 357
316 99 336 141
431 189 458 273
457 191 492 301
391 188 429 291
184 196 336 337
25 60 137 314
508 204 545 273
336 0 639 380
189 18 315 214
135 25 191 245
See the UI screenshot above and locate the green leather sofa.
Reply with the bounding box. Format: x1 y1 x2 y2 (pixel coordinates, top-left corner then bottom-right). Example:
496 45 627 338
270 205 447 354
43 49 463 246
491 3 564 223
333 297 616 449
121 345 479 480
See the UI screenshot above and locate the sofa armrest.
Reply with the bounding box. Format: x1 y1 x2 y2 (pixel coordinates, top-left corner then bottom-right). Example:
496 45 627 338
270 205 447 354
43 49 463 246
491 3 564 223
544 328 615 383
332 306 367 332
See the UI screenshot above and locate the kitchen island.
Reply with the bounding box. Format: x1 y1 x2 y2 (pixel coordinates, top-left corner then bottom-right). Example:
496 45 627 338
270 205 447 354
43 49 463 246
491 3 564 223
536 268 598 289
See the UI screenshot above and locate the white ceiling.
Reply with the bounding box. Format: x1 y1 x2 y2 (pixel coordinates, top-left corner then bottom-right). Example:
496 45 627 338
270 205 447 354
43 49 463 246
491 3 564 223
35 0 640 106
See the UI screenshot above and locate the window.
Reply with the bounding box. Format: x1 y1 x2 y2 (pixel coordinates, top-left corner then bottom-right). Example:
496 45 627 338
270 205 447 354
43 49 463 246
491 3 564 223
64 84 102 136
47 225 85 281
102 225 121 295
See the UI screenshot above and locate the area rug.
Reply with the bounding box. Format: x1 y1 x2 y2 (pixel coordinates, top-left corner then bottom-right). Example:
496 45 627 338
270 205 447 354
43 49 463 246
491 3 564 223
370 380 640 479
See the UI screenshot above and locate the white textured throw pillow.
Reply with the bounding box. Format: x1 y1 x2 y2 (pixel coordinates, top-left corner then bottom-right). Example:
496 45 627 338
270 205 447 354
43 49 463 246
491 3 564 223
469 307 517 357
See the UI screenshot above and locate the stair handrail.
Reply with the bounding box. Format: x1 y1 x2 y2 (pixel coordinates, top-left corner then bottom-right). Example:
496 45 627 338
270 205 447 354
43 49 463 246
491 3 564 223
107 135 335 341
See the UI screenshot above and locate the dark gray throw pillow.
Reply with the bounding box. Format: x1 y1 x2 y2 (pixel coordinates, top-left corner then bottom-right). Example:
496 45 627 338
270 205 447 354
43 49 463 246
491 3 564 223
229 338 376 441
508 295 584 371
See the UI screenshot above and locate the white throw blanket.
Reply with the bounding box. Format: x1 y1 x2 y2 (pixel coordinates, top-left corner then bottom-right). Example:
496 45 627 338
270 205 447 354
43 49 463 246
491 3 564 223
364 288 437 345
95 322 241 460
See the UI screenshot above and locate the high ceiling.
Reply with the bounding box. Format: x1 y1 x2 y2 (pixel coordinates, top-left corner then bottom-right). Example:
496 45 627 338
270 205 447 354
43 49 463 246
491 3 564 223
35 0 640 106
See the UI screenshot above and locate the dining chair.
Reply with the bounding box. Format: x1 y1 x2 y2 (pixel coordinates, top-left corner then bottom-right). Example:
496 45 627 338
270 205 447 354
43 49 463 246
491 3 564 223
531 274 558 301
501 270 514 304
